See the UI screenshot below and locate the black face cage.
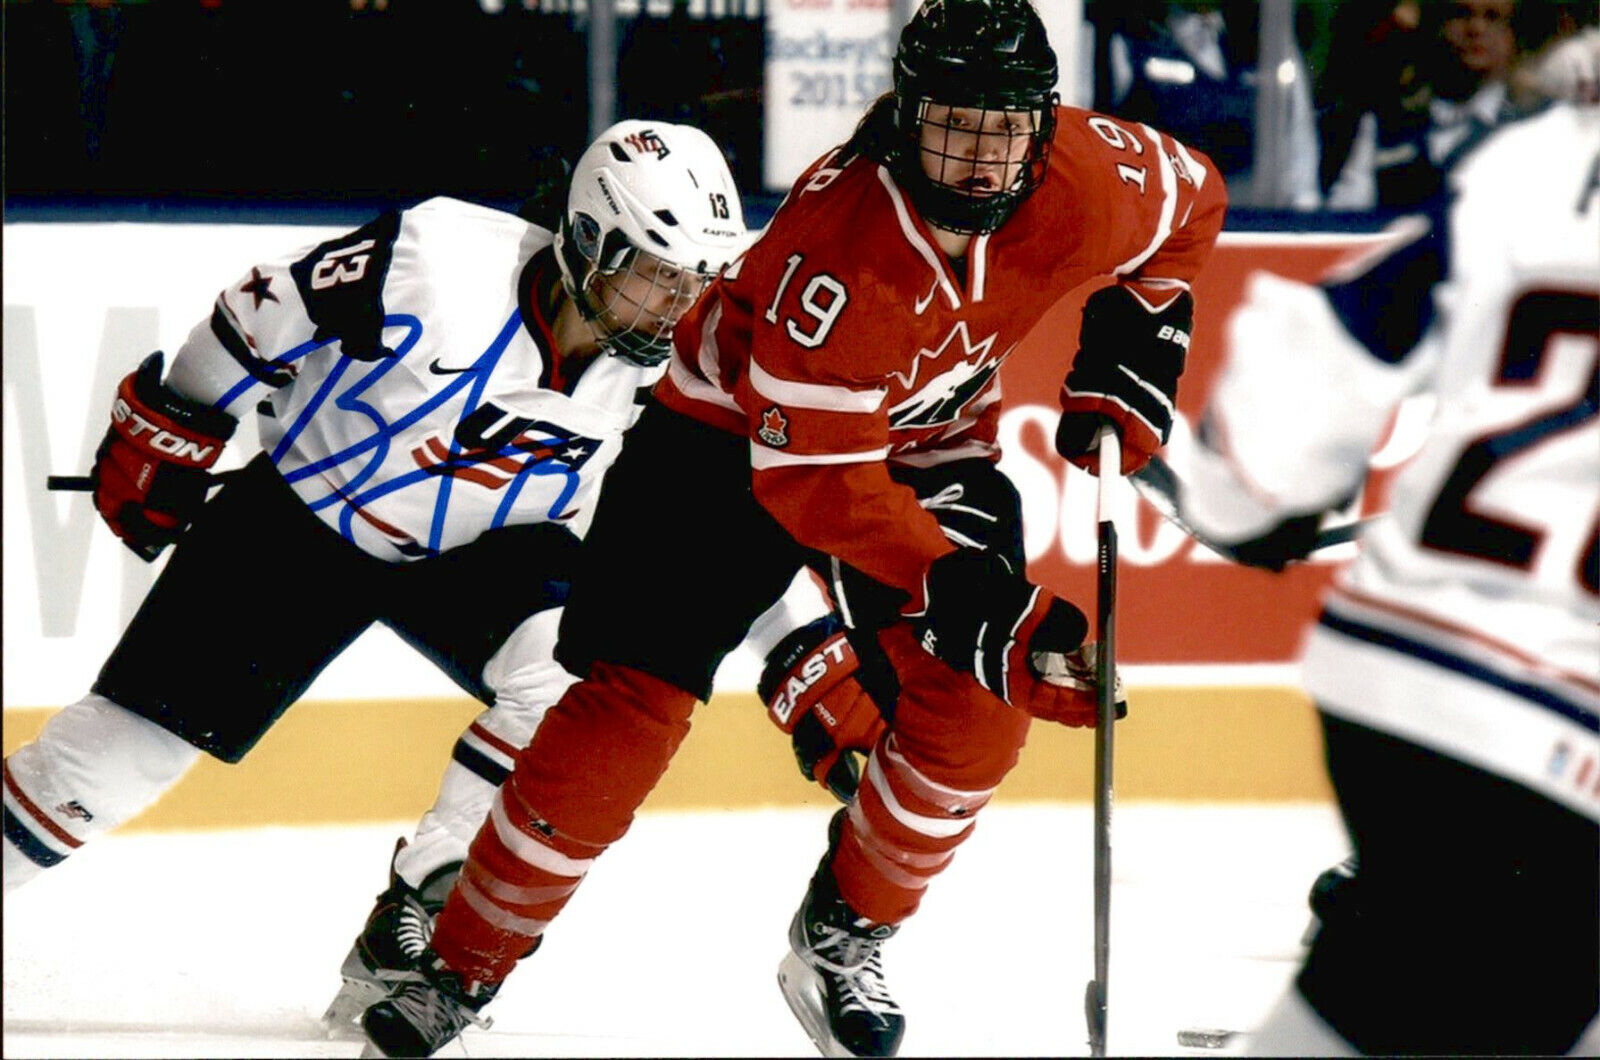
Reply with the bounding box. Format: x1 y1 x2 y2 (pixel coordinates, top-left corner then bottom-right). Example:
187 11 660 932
895 95 1057 235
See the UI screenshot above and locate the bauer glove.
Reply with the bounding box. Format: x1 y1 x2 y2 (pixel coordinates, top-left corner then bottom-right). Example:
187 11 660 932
93 352 237 561
1056 285 1191 476
919 549 1105 725
759 615 889 803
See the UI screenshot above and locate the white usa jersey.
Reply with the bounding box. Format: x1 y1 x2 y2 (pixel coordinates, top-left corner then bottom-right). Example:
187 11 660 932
1184 103 1600 820
167 197 662 559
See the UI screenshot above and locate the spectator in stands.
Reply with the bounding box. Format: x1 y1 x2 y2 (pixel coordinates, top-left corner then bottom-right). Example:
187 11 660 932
1323 0 1550 210
1092 0 1321 208
1314 0 1424 198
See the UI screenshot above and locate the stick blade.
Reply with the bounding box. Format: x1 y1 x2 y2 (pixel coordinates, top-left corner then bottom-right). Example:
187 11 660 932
1085 977 1106 1056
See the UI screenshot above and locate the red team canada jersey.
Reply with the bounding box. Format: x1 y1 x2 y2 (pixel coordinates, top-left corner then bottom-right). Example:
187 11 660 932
661 107 1226 599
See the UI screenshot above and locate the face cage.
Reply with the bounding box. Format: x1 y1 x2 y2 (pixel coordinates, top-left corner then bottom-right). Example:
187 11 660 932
581 249 711 368
902 99 1054 235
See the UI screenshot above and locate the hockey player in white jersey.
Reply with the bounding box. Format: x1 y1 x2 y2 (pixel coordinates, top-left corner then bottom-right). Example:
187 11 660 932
1177 97 1598 1054
0 119 780 1014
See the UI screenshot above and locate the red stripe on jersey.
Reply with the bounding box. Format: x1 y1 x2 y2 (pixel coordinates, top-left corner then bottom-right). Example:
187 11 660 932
3 760 84 849
468 721 522 760
1330 584 1600 698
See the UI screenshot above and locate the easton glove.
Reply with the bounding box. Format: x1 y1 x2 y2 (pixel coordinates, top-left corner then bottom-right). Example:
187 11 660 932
759 615 889 803
920 549 1101 724
93 352 237 561
1056 285 1192 475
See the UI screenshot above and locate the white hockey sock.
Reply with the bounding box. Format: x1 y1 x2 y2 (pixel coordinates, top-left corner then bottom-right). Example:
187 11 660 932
3 694 200 894
393 609 577 890
393 760 495 890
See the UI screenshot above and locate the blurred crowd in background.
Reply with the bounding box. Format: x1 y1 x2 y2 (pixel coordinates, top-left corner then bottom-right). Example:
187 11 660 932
5 0 1598 216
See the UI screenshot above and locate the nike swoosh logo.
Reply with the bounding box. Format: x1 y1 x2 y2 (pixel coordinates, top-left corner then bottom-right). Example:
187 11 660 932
429 359 473 375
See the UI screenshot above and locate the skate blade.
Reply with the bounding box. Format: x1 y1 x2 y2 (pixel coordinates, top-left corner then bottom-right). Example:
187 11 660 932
777 951 860 1059
359 1042 388 1059
321 977 388 1036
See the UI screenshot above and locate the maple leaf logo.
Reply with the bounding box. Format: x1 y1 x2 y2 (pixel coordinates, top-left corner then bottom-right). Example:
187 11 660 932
757 405 790 448
889 321 998 391
887 321 1013 430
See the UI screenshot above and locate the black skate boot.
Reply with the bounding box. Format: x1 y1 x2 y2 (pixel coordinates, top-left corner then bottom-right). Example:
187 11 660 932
360 950 498 1058
322 838 462 1032
778 812 906 1058
1301 853 1360 946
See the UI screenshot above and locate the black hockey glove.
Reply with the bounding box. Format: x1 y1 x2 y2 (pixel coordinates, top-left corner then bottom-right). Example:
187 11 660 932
92 352 237 561
760 615 890 803
1057 285 1192 475
921 549 1102 724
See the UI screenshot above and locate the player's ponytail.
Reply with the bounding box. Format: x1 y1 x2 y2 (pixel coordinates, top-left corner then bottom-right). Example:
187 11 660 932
840 93 899 166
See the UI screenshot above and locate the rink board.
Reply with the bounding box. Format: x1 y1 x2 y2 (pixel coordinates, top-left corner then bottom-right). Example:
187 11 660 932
0 685 1331 830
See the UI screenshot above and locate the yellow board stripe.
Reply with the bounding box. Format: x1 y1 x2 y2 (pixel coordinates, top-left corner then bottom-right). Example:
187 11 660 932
1 687 1330 832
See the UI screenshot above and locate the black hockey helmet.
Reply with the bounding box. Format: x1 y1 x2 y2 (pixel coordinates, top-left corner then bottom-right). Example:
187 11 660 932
890 0 1059 234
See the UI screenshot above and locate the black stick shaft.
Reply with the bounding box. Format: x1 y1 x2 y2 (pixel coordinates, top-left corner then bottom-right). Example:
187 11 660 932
46 468 241 493
1085 429 1119 1058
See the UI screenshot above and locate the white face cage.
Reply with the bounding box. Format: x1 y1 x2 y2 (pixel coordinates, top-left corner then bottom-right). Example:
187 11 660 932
582 246 712 365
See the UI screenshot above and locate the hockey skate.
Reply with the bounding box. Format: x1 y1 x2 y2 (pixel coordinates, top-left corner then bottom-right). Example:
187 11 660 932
778 814 906 1058
322 839 462 1033
361 952 498 1058
1300 853 1360 946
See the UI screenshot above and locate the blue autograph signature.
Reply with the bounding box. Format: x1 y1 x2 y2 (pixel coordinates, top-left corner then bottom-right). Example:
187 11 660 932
217 310 586 556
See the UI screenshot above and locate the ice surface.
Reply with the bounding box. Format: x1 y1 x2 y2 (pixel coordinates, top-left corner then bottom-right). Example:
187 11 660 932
2 802 1346 1058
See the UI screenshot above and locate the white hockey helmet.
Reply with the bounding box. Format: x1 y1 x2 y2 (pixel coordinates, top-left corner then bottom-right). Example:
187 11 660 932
555 119 748 366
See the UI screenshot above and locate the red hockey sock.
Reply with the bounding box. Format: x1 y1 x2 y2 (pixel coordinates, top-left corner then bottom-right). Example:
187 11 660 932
830 624 1031 923
429 661 697 982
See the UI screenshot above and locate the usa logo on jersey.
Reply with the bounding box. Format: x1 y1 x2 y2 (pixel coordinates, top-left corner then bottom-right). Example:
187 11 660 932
411 403 600 489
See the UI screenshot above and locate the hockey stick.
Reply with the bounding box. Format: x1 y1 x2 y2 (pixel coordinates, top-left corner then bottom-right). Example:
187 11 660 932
1084 426 1119 1059
1130 454 1372 560
46 475 94 491
46 468 244 493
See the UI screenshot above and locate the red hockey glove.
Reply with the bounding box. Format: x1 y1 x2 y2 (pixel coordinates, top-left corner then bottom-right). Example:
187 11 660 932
759 615 889 803
93 352 237 561
1056 285 1192 475
920 549 1101 723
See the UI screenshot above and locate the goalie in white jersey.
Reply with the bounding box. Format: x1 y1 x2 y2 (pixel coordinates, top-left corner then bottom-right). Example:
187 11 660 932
1179 98 1598 1054
0 120 775 1020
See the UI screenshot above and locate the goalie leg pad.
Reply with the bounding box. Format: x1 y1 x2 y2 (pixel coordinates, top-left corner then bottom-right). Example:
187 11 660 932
3 694 200 891
428 661 697 983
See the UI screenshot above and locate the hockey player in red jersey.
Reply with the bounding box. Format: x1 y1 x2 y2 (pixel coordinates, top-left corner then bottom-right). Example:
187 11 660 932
360 1 1226 1056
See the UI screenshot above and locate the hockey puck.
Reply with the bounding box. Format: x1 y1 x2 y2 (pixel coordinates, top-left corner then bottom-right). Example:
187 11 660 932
1176 1028 1239 1049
